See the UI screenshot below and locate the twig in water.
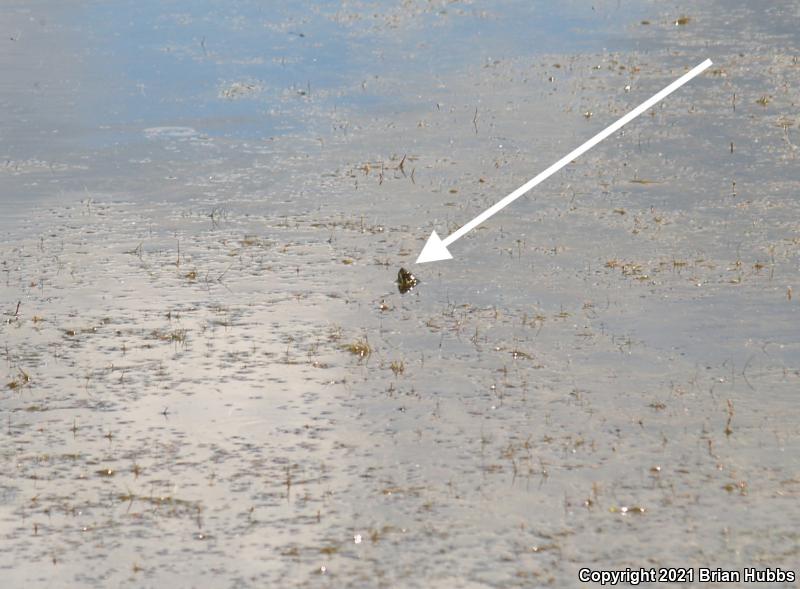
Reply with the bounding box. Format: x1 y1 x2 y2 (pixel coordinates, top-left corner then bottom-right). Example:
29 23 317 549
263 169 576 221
724 399 735 436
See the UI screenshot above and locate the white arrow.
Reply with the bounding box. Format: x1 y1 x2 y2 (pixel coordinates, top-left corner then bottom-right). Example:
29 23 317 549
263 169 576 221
416 58 713 264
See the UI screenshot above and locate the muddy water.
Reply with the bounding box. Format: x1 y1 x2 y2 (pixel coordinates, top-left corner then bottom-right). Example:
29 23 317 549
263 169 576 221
2 1 799 587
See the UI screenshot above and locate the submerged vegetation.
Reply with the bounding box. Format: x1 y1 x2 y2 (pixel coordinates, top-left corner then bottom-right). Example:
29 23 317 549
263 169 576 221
6 368 30 390
346 338 371 358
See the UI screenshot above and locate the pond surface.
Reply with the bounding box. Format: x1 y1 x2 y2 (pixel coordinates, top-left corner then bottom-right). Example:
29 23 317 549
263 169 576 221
1 1 799 587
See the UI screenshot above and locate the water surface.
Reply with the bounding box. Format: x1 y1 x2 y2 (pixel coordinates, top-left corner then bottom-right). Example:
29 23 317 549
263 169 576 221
1 1 799 587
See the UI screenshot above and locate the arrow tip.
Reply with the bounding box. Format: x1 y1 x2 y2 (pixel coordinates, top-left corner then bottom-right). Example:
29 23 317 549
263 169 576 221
416 230 453 264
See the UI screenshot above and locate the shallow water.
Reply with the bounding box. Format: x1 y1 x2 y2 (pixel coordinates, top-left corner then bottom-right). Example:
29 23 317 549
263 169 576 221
2 1 799 587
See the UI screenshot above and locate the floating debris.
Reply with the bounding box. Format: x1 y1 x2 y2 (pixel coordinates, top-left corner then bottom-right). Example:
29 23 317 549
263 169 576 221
722 481 748 495
219 81 261 100
610 505 646 515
